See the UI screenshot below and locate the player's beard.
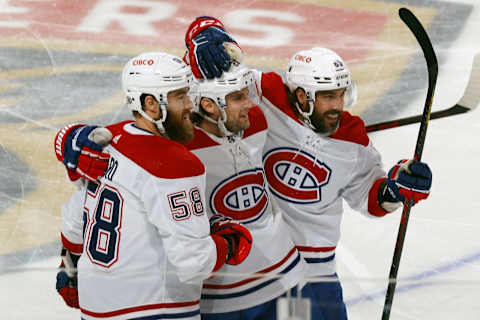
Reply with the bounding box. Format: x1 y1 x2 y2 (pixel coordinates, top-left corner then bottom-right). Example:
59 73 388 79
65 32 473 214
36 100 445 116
164 109 194 144
310 110 342 134
225 112 250 133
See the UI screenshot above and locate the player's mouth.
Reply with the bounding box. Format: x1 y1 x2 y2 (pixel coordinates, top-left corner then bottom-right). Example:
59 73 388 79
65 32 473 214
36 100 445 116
183 113 192 122
325 113 340 123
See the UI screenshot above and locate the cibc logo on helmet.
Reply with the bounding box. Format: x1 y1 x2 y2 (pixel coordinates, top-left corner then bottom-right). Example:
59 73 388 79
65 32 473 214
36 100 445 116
132 59 154 66
294 55 312 63
263 147 331 204
210 168 269 223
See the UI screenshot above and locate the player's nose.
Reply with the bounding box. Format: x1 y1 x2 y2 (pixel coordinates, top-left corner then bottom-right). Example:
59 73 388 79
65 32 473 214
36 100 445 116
185 96 194 111
331 96 344 110
243 96 254 110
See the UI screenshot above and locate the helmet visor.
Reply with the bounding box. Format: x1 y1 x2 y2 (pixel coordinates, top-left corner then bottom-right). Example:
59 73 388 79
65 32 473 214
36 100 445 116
344 81 357 108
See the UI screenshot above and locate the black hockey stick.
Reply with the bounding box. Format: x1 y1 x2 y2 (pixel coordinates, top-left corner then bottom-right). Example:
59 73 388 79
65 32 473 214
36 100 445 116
381 8 438 320
367 51 480 133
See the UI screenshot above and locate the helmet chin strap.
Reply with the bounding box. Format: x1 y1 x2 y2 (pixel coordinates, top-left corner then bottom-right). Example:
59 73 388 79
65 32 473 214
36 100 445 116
295 98 316 131
203 107 236 137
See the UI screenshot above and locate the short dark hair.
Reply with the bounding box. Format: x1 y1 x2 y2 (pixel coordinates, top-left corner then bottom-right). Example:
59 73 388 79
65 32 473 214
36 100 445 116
140 93 151 109
284 84 297 107
284 84 302 118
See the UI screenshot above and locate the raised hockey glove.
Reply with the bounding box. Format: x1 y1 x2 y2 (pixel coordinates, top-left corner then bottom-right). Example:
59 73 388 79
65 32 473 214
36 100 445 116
185 16 243 79
210 215 252 265
54 124 111 182
56 248 80 309
380 159 432 208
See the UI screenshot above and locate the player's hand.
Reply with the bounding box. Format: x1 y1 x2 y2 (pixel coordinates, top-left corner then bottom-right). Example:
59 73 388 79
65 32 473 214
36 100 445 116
56 270 79 309
385 159 432 204
56 248 80 309
54 124 112 182
185 16 243 79
210 215 252 265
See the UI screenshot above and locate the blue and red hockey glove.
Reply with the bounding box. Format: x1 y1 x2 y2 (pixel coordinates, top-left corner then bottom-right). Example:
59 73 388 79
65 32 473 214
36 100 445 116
210 215 252 265
381 159 432 207
54 124 111 182
56 248 80 309
185 16 242 79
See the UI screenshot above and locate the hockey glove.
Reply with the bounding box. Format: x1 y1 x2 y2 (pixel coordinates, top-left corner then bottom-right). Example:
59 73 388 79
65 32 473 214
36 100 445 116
54 124 112 182
185 16 243 79
210 215 252 265
380 159 432 209
56 248 80 309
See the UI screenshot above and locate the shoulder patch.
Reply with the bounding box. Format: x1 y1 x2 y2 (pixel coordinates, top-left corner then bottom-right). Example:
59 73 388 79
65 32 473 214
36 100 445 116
184 127 220 151
261 72 302 125
243 106 268 138
329 112 369 146
112 125 205 178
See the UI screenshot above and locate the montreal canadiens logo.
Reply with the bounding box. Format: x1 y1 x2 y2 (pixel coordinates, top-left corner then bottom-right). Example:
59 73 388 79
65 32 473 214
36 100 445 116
210 168 268 222
263 147 331 204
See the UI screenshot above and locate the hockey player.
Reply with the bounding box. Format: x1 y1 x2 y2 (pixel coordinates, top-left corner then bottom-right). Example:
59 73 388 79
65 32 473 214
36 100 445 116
56 17 433 319
54 63 309 319
54 52 252 320
182 18 433 320
184 65 307 318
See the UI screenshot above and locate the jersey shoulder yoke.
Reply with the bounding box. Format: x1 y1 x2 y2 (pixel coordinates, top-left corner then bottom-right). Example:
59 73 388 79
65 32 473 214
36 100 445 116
329 112 369 147
109 122 205 178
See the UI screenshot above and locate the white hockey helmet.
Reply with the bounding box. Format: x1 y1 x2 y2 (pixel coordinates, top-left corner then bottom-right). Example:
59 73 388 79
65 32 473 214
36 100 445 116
286 47 357 119
190 64 256 136
122 52 193 133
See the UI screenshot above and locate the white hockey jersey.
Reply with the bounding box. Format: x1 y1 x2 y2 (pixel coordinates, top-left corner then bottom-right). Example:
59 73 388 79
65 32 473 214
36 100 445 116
60 121 224 320
184 107 305 313
252 71 390 277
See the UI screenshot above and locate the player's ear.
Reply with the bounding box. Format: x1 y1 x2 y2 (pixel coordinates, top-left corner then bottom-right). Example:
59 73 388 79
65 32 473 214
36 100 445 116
144 95 161 117
295 88 307 106
143 95 155 109
200 97 217 116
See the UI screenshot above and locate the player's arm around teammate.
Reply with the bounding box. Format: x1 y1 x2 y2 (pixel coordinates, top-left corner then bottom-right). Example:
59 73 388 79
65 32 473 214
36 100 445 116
54 52 251 320
181 17 432 215
182 18 432 320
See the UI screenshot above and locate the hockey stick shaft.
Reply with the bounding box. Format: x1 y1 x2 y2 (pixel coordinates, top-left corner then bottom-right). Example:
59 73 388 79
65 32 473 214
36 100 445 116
366 105 468 132
367 51 480 133
381 8 438 320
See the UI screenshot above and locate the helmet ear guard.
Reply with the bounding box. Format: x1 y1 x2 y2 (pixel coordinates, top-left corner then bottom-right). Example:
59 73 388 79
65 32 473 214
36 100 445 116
122 52 193 133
